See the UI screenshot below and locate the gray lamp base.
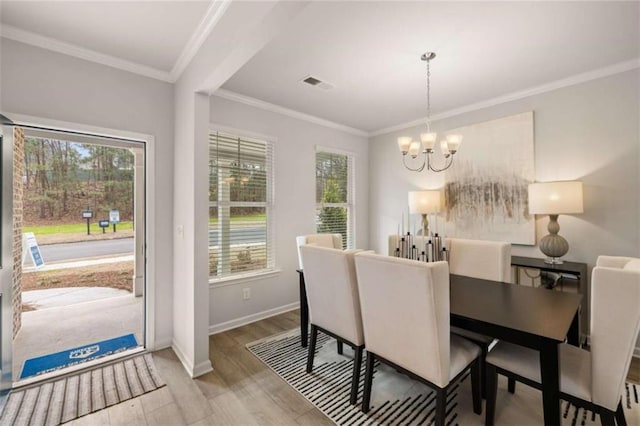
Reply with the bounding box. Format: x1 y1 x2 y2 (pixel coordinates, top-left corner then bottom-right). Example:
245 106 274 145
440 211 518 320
539 215 569 264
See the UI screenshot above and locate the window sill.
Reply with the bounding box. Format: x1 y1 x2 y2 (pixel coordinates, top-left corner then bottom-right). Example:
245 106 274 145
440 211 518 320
209 269 282 289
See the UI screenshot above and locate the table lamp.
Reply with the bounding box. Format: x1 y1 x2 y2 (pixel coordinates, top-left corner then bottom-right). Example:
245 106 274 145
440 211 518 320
408 190 441 237
528 181 583 264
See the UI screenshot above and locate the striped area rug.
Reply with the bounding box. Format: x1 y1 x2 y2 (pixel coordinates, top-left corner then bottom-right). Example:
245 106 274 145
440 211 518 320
247 329 640 426
1 353 165 426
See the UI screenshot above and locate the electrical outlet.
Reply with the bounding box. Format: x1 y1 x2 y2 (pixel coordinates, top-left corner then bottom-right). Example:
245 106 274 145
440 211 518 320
243 288 251 300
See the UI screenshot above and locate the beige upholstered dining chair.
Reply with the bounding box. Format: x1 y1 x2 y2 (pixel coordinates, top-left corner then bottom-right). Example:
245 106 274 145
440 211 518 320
298 244 365 406
485 255 640 426
296 233 342 269
354 252 482 425
446 237 511 283
446 237 512 395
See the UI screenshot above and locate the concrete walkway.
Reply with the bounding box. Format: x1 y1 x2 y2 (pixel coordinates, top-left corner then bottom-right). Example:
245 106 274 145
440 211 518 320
22 287 130 309
14 293 143 382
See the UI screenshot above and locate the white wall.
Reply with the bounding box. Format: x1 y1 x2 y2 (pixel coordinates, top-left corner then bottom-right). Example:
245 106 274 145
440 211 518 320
369 69 640 350
208 95 369 330
0 39 175 346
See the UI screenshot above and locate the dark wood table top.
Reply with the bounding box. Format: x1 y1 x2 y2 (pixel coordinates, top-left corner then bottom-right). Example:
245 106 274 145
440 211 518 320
450 274 582 343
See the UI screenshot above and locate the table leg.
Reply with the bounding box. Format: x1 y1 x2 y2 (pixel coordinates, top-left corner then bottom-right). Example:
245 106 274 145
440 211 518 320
540 340 561 426
299 272 309 347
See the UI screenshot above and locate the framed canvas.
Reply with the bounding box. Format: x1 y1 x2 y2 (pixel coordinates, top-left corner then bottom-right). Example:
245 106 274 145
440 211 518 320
443 111 535 245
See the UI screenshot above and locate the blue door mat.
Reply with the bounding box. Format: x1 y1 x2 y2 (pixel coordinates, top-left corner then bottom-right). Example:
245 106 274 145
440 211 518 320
20 333 138 379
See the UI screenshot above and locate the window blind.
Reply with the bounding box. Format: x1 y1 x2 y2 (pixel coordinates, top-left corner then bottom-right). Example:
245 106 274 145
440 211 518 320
209 132 274 278
315 150 354 249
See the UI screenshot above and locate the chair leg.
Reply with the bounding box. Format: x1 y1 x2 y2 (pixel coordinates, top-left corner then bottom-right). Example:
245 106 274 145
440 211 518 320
435 388 446 426
337 341 344 355
485 364 498 426
470 357 482 415
600 409 616 426
306 324 318 373
615 401 627 426
350 346 363 405
507 377 516 394
361 352 375 413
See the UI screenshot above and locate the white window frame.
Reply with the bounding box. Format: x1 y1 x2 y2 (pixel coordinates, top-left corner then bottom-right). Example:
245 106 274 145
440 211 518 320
209 127 276 284
315 146 356 249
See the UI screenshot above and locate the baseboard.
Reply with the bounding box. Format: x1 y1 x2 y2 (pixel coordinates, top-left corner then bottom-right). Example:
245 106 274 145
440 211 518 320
208 302 300 335
171 340 194 377
153 337 173 351
170 340 214 378
192 359 213 378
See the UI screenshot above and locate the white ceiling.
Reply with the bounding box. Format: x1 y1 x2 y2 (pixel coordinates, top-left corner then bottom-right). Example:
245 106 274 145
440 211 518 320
1 1 638 133
1 0 211 73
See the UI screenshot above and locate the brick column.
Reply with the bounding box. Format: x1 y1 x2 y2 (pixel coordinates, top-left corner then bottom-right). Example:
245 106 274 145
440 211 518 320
13 127 24 338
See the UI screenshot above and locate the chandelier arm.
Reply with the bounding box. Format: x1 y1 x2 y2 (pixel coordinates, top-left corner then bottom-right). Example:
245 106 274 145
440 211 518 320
427 155 455 173
402 153 427 172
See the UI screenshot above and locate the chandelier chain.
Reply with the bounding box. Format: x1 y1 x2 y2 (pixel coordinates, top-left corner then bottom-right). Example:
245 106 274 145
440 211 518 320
426 58 431 131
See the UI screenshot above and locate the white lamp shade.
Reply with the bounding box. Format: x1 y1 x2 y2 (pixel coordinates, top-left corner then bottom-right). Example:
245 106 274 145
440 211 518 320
446 134 463 151
420 132 437 150
409 190 441 214
408 141 421 157
440 140 450 155
397 136 412 153
528 181 584 214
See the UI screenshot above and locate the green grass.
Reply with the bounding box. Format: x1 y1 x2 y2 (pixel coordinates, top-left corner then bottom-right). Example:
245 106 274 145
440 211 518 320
23 221 134 235
209 214 266 224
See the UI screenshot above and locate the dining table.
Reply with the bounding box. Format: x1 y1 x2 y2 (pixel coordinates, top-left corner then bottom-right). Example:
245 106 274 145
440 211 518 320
296 269 582 426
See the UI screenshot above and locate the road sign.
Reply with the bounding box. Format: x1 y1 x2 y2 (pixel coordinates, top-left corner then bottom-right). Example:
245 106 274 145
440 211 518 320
109 209 120 223
23 232 45 268
99 219 109 234
82 210 93 219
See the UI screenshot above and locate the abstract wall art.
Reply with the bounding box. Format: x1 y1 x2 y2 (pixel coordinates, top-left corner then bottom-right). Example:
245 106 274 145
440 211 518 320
443 112 535 245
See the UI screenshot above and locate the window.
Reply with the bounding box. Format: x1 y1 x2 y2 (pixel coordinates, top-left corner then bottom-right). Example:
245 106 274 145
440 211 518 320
315 149 354 249
209 131 274 279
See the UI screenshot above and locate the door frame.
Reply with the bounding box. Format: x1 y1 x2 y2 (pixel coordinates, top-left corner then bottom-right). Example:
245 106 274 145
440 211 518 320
1 123 15 396
2 113 157 366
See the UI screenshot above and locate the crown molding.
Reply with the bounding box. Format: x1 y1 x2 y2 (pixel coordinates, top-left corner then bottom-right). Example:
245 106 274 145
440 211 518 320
369 58 640 137
1 24 173 83
170 0 231 81
213 89 369 137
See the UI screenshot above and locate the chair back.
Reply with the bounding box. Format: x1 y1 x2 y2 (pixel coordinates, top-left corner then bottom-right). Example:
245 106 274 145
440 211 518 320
446 238 511 282
296 233 342 269
299 245 364 346
590 256 640 411
354 252 451 387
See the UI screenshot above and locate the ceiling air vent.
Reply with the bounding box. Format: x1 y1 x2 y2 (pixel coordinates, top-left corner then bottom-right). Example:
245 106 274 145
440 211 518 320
301 75 335 90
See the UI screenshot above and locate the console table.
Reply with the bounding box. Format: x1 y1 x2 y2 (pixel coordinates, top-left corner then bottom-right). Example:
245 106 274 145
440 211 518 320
511 256 588 346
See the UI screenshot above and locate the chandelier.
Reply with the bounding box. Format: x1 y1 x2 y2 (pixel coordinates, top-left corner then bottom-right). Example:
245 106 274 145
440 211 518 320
397 52 462 172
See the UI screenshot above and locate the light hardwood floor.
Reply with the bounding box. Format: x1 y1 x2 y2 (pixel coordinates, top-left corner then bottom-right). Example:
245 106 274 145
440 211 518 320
66 310 640 425
67 310 331 425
